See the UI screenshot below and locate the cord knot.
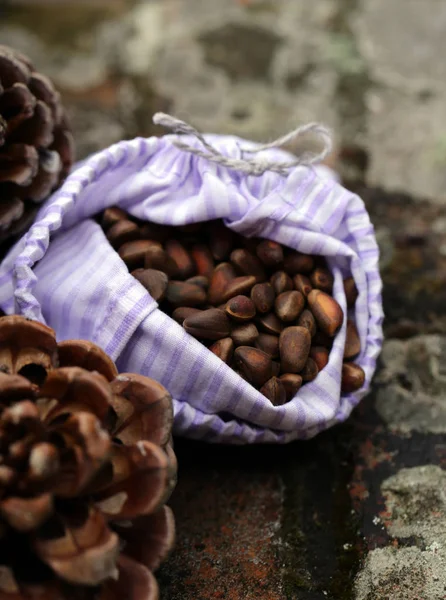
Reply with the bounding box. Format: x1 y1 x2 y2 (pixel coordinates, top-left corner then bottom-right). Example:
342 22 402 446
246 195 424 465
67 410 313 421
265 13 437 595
153 113 332 177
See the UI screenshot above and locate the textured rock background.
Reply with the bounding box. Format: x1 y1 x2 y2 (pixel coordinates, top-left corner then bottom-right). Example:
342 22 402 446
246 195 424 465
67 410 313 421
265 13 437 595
2 1 446 599
2 0 446 200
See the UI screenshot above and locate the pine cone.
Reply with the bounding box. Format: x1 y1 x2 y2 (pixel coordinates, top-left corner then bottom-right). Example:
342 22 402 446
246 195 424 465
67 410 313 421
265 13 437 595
0 316 176 600
0 46 75 243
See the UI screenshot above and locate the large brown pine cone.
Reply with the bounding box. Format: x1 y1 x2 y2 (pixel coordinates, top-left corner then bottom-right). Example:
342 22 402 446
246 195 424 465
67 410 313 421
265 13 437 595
0 316 176 600
0 46 75 243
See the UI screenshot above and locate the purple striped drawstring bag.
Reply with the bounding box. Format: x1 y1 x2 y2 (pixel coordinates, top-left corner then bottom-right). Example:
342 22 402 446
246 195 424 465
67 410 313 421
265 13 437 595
0 114 383 444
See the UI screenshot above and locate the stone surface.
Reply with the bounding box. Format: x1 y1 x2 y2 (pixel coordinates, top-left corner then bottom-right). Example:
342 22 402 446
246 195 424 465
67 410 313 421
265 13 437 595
158 429 362 600
355 466 446 599
355 546 446 600
353 0 446 200
157 441 285 600
375 337 446 434
357 186 446 335
4 0 446 200
381 465 446 544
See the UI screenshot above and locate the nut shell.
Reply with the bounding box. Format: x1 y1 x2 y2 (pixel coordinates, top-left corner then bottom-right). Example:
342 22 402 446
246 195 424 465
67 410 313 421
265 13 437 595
165 239 195 279
275 291 305 322
260 377 287 406
166 281 207 308
208 263 236 305
297 309 317 337
132 268 168 302
341 362 365 393
101 207 127 231
225 295 256 322
309 346 329 371
171 307 202 325
231 323 259 347
209 337 234 364
256 240 284 268
233 347 274 388
270 271 293 295
119 240 161 270
310 267 334 294
300 357 319 382
283 251 314 274
344 319 361 360
343 277 358 307
279 373 303 401
144 246 179 277
307 289 344 337
191 244 215 278
221 276 257 303
279 326 311 373
254 333 279 359
251 283 275 314
183 308 231 340
293 274 312 297
257 313 284 336
106 220 140 249
230 248 266 282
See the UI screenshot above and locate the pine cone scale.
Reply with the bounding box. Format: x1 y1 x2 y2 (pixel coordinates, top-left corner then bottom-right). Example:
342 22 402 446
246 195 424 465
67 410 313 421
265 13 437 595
93 441 173 521
38 368 113 425
28 442 59 482
0 48 30 88
0 317 57 380
109 375 174 447
22 150 61 203
33 505 120 586
51 412 111 498
0 84 36 133
0 199 25 236
28 74 61 125
57 341 118 383
0 144 38 185
0 565 21 596
8 101 54 149
116 506 175 573
1 493 53 533
50 128 74 180
100 554 159 600
0 466 16 489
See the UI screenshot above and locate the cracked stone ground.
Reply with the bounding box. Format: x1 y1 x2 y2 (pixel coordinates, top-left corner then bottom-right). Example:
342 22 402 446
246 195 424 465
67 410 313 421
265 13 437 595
2 1 446 598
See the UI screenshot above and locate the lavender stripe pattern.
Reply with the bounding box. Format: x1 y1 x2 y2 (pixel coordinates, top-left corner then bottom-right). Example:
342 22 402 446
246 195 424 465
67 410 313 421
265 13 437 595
0 133 384 444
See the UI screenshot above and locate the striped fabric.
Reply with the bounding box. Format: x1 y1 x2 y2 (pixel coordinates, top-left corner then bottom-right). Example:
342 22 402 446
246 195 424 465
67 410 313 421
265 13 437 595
0 134 383 444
